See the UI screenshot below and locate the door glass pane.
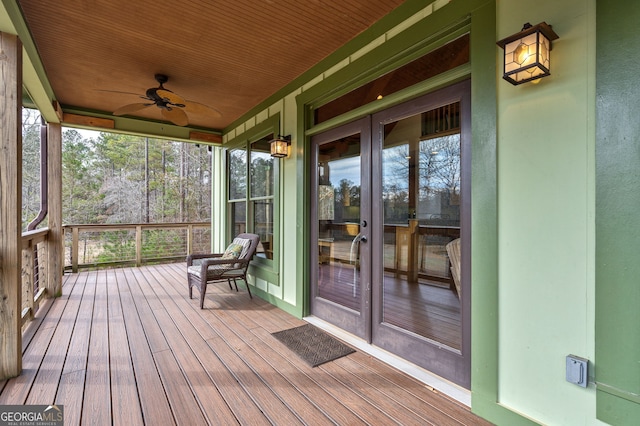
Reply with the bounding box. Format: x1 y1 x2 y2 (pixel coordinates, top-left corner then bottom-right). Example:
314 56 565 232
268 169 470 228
382 102 462 351
317 134 361 312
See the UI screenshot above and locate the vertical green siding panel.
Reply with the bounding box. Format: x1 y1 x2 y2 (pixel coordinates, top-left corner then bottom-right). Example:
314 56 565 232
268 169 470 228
596 0 640 423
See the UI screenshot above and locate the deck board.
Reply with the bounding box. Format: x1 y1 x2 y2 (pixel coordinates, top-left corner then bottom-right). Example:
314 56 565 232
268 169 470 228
82 270 112 426
153 349 209 426
55 272 94 425
330 355 460 426
108 270 144 426
0 286 67 405
238 326 367 425
202 336 272 426
115 269 174 426
152 307 239 425
0 263 491 426
141 268 272 425
320 360 443 426
156 274 307 425
25 271 83 406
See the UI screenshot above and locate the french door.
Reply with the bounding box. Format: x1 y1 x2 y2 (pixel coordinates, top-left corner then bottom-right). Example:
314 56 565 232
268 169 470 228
311 117 372 338
311 80 471 388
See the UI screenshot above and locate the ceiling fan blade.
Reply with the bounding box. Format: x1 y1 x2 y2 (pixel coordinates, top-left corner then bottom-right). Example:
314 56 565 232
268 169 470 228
98 89 146 97
99 90 154 103
156 89 185 105
182 100 223 118
113 103 153 116
162 107 189 126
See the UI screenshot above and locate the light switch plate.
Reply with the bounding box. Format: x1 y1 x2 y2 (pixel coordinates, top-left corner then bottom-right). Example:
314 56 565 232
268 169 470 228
566 355 588 387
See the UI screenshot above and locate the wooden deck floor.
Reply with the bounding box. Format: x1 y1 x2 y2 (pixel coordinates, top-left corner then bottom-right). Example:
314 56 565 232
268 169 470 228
0 263 491 425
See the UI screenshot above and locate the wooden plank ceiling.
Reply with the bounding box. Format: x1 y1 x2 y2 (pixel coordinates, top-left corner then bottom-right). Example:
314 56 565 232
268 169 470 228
18 0 404 131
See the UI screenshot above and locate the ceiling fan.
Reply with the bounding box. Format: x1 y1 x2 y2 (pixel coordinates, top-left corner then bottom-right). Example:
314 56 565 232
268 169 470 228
111 74 221 126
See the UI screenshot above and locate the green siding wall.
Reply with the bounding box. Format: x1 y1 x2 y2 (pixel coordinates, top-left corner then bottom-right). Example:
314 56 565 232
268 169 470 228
596 0 640 424
218 1 614 424
487 0 599 424
223 0 488 317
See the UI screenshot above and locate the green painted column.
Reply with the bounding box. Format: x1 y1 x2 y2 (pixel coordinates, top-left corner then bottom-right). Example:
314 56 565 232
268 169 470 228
596 0 640 424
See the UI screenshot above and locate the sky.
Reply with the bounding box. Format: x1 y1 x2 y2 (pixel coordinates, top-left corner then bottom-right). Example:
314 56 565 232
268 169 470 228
70 127 102 139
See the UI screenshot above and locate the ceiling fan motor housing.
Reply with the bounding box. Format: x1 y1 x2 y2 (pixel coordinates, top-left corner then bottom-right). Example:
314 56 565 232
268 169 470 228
154 74 169 85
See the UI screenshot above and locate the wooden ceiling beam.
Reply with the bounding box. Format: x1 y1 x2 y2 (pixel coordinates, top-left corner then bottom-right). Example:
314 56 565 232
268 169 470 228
61 107 222 143
189 131 222 144
62 113 114 129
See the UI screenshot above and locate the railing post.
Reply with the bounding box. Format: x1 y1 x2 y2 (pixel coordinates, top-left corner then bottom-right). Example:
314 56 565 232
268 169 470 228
394 220 419 282
47 123 63 296
136 225 142 266
0 31 23 379
187 224 193 255
72 227 79 273
408 219 419 283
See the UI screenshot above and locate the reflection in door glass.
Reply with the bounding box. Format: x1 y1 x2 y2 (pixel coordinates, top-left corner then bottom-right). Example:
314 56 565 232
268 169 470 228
382 102 462 351
316 134 361 313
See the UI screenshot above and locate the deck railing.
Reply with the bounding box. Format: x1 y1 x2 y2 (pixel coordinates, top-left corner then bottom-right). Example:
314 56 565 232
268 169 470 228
63 222 212 272
21 228 50 327
322 222 460 283
18 222 210 332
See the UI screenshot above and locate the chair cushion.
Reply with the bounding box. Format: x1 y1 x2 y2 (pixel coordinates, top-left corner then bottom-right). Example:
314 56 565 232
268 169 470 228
222 242 243 259
188 263 237 280
231 237 252 259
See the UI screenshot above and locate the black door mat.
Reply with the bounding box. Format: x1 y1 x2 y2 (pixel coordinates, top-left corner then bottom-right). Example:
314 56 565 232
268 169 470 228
272 323 355 367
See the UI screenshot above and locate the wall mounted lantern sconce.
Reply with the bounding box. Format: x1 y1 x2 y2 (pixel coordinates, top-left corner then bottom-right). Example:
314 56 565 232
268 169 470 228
497 22 559 85
270 134 291 158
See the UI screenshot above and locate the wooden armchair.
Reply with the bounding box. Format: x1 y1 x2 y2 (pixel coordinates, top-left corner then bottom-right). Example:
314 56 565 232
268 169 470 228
186 233 260 309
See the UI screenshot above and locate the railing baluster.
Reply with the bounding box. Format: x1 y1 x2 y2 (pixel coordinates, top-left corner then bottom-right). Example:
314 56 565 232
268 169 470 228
136 225 142 267
20 228 50 329
72 227 79 273
36 240 47 313
21 241 34 324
